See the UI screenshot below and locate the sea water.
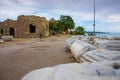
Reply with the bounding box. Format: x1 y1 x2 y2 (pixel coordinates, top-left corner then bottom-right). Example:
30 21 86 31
95 32 120 37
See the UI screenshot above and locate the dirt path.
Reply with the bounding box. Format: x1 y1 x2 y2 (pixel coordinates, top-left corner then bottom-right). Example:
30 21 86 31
0 35 75 80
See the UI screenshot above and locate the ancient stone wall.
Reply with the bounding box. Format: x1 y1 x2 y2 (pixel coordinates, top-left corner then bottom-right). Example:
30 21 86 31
0 19 17 37
0 15 49 38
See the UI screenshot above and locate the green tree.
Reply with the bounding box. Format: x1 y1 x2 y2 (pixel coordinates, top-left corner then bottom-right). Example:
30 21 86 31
74 26 85 35
57 15 75 33
49 18 58 35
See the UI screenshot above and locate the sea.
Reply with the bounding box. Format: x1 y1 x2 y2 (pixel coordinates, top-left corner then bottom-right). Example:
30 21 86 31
95 32 120 37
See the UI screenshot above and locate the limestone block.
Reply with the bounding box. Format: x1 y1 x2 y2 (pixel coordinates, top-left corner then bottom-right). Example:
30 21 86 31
1 36 13 41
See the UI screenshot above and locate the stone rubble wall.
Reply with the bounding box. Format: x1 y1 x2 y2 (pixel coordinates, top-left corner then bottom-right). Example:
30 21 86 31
0 15 49 38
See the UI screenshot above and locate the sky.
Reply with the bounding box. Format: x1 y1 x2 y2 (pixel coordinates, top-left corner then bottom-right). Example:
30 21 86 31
0 0 120 32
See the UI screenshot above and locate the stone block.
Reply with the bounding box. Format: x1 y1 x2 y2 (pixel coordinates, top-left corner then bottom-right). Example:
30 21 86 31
1 36 13 41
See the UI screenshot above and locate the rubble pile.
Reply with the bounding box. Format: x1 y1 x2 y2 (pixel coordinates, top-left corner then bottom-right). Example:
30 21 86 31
66 36 120 62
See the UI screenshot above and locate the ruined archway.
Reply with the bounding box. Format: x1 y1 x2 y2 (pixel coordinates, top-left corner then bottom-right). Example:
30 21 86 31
10 28 15 37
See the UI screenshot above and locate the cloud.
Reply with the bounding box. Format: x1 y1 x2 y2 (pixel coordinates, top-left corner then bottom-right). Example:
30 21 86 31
105 15 120 23
17 0 36 6
0 0 120 32
0 0 39 21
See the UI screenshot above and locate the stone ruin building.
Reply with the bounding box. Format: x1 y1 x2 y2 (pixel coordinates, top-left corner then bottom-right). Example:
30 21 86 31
0 15 49 38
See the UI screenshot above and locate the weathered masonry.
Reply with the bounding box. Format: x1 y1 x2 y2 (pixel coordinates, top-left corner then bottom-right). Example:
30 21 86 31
0 15 49 38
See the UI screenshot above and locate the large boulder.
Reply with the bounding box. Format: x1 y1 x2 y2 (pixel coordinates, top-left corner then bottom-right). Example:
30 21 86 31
70 40 96 62
22 61 120 80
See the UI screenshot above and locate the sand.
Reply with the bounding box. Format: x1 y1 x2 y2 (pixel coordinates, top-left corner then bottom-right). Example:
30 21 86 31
0 35 75 80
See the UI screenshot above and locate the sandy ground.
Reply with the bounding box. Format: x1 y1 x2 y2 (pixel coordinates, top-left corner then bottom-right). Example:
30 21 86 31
0 35 76 80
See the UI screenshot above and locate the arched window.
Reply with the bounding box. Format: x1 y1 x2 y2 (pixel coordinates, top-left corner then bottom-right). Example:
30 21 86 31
29 24 36 33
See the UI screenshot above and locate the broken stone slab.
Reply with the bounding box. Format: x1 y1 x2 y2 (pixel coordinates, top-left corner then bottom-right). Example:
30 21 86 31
87 36 101 44
80 56 92 63
70 40 96 62
94 39 109 48
109 40 120 44
1 36 13 41
81 49 120 63
94 39 120 50
106 36 120 40
66 36 89 49
65 37 79 50
65 36 89 52
71 35 85 38
106 44 120 51
106 41 120 51
22 61 120 80
80 37 89 42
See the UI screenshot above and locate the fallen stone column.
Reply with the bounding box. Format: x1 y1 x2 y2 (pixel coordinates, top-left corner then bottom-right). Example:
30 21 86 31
81 49 120 63
107 44 120 51
70 40 96 62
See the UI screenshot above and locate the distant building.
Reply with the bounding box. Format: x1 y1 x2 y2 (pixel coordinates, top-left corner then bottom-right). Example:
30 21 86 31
0 15 49 38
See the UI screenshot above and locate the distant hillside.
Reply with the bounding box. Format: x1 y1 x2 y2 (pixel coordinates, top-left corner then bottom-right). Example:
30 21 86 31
86 31 109 34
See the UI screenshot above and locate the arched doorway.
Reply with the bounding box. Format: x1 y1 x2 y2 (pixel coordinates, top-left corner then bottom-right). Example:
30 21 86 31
29 24 36 33
0 29 3 34
10 28 15 37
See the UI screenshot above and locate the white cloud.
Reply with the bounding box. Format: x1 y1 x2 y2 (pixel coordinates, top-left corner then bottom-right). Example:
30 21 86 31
0 0 120 32
0 0 39 21
106 15 120 23
97 14 120 23
17 0 36 6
